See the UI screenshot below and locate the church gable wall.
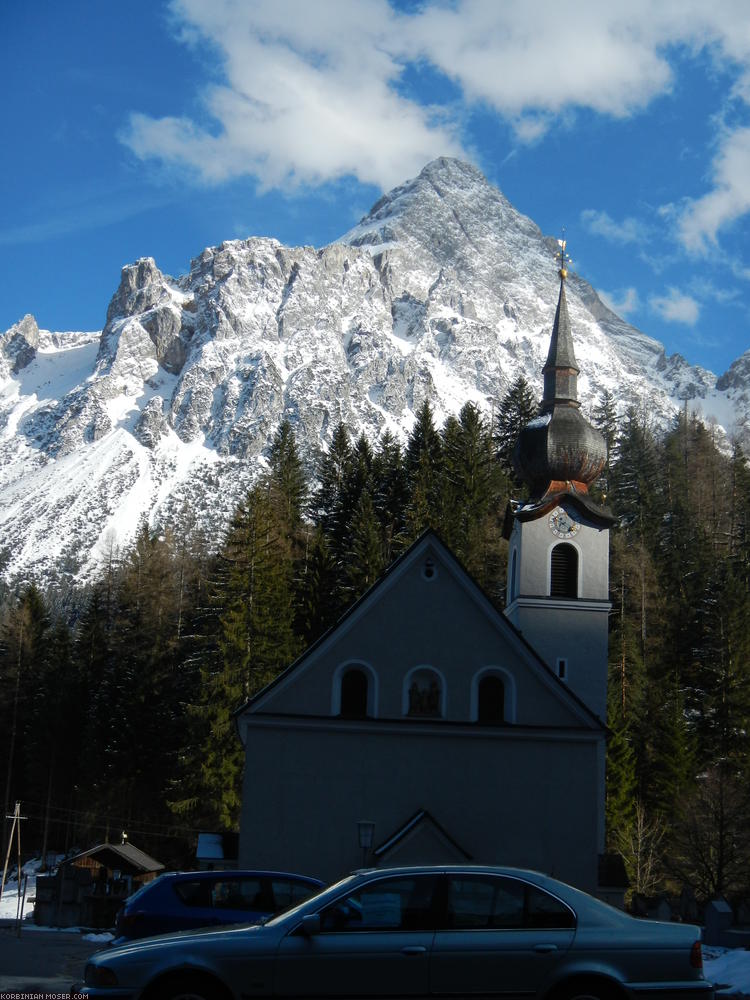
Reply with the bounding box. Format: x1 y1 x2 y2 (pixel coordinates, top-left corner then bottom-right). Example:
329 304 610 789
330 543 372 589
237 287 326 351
250 542 590 728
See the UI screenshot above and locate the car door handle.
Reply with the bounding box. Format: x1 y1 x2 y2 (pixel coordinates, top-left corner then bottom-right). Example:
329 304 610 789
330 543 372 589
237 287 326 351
533 944 558 953
402 946 427 955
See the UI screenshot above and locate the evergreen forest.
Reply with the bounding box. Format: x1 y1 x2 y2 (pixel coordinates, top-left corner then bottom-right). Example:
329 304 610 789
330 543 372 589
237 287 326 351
2 378 750 904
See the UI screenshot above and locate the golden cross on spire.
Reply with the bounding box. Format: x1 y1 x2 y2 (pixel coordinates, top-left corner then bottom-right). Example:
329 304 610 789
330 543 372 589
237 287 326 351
556 229 571 280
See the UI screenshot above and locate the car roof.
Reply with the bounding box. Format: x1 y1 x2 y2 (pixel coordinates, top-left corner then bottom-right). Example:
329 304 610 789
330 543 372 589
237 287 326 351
158 870 323 883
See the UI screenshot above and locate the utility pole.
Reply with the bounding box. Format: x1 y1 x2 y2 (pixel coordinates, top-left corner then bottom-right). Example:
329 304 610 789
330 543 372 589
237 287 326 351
0 801 27 918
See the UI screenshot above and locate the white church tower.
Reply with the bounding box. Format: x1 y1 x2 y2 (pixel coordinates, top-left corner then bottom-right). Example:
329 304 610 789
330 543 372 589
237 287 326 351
504 243 615 722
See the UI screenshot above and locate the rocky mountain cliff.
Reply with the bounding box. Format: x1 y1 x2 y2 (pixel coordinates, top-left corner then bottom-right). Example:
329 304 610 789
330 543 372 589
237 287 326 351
0 158 745 586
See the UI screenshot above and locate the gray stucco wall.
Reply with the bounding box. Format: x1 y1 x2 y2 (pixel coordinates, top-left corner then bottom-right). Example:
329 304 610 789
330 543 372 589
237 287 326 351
237 536 606 895
504 512 610 721
253 541 591 728
238 719 602 892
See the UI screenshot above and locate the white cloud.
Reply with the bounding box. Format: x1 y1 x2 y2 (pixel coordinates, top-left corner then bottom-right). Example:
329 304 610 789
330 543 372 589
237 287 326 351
649 287 701 325
123 0 464 191
677 125 750 253
121 0 750 242
599 287 641 317
580 209 648 245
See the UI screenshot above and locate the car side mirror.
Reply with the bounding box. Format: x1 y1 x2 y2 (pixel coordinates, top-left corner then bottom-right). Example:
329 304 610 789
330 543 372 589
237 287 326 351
301 913 321 937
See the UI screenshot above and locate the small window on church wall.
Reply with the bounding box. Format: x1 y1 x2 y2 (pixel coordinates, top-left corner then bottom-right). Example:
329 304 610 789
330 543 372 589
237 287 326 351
550 543 578 598
340 668 369 718
407 669 442 718
477 675 505 725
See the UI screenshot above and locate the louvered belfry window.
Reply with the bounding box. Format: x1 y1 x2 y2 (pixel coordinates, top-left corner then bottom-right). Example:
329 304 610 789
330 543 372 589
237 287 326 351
550 543 578 598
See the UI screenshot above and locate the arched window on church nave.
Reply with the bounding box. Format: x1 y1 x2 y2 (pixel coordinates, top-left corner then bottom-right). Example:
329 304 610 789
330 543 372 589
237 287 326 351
550 543 578 598
477 674 505 725
340 668 369 718
471 668 515 724
404 667 444 718
333 662 377 718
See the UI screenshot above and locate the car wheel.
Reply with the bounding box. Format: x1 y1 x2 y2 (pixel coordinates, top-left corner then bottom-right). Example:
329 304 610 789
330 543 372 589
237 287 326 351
145 973 228 1000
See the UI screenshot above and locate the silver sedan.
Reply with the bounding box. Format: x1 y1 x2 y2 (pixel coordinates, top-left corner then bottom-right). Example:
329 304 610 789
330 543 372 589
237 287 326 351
77 865 714 1000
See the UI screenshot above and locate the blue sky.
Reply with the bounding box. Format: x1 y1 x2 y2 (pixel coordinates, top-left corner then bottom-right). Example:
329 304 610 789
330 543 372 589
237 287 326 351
3 0 750 376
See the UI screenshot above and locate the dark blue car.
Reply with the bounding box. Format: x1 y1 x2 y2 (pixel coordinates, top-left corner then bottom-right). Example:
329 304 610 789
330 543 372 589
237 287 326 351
114 869 324 941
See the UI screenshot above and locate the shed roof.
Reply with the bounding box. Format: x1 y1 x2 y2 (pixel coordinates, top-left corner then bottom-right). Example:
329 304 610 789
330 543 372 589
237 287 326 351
65 842 164 875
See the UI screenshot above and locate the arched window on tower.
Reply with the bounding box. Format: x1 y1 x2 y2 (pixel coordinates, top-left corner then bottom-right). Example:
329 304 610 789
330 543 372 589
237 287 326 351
340 668 369 718
550 543 578 598
477 674 505 725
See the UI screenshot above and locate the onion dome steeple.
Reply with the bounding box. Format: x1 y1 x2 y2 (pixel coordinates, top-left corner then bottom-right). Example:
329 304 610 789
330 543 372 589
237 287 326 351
512 239 608 502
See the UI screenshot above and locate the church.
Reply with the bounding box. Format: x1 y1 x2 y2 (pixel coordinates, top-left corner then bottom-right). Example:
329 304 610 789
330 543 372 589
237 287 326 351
234 248 616 895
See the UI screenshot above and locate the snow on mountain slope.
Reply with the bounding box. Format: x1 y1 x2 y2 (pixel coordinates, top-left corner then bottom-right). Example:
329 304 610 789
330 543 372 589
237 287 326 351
0 157 746 586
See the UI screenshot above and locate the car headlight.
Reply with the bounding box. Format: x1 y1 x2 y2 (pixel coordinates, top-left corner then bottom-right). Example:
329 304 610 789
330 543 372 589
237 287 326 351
84 962 119 987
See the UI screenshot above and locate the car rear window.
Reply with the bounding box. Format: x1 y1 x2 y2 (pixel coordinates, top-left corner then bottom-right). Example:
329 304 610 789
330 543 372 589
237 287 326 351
173 879 212 907
444 876 575 930
526 885 575 928
211 878 266 911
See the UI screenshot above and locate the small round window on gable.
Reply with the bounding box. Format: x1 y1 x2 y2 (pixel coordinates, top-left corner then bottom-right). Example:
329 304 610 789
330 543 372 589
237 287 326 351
422 558 437 581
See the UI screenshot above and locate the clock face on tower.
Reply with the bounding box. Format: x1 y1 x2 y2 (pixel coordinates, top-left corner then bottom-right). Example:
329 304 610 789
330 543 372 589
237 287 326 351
548 506 580 538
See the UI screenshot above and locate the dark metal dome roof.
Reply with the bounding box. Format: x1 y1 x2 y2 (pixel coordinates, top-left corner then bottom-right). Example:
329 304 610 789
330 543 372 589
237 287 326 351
513 268 607 499
513 405 607 497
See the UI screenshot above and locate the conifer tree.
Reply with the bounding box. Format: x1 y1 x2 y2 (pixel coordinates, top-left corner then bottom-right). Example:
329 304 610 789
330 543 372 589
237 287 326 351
268 418 308 531
372 430 408 561
403 400 443 541
591 388 618 500
0 585 50 853
346 490 385 597
312 423 352 540
299 527 342 644
176 481 302 829
495 375 537 480
440 402 506 581
610 405 662 540
605 707 637 850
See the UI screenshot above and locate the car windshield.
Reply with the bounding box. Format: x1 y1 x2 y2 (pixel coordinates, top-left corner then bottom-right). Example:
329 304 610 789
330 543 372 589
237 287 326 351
262 875 357 927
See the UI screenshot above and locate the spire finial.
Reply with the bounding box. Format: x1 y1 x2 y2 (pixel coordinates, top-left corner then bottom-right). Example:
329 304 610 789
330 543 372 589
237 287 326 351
556 229 571 280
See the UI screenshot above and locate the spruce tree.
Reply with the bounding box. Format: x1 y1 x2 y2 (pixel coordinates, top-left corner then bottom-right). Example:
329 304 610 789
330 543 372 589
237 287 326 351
176 482 302 829
372 430 408 561
268 418 308 531
403 400 443 541
495 375 537 481
346 490 385 597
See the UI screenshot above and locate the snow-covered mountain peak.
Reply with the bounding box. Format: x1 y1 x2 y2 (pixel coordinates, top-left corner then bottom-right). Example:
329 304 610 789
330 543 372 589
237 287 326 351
1 157 748 586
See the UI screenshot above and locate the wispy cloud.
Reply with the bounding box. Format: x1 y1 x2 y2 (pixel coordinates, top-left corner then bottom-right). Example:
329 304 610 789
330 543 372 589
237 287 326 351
599 287 641 317
649 287 701 325
580 209 648 245
0 193 170 247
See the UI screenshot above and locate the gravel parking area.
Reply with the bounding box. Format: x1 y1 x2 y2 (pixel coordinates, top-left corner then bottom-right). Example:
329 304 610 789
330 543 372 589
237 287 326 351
0 924 106 996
